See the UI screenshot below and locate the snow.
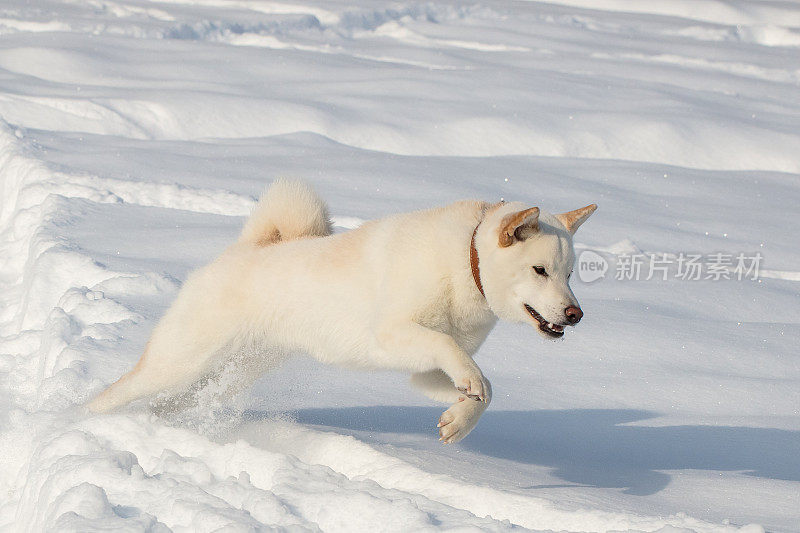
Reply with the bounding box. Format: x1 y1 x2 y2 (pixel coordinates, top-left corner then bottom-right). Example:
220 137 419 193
0 0 798 531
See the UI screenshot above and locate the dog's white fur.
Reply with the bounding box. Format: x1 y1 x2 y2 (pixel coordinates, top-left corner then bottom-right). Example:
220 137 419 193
88 179 596 443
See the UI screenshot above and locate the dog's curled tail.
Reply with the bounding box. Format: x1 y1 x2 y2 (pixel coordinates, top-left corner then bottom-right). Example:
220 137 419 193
239 178 332 246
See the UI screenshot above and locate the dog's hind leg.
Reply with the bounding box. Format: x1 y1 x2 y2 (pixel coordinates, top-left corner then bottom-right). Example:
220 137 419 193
87 318 234 414
411 370 491 444
87 354 169 414
148 344 287 416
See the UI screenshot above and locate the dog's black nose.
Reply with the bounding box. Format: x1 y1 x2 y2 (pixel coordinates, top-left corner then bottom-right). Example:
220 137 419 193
564 306 583 324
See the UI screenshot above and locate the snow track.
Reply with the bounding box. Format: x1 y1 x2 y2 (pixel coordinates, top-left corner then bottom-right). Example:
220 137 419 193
1 0 798 531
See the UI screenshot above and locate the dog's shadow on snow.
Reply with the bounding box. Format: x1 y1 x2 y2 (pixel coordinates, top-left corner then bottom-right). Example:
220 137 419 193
281 407 800 496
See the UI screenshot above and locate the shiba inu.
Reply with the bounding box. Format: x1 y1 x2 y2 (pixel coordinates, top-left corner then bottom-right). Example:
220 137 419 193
89 179 596 443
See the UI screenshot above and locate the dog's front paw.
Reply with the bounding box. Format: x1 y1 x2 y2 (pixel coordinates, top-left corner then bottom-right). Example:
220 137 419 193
453 368 489 402
437 397 486 444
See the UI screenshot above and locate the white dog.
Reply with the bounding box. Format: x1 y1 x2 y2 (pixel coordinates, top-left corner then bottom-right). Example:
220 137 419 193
88 180 596 443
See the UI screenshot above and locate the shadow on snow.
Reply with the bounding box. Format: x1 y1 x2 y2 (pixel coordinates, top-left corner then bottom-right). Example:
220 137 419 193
265 407 800 496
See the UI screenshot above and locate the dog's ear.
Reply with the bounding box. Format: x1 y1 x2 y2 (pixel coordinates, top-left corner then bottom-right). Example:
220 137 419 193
556 204 597 235
498 207 540 247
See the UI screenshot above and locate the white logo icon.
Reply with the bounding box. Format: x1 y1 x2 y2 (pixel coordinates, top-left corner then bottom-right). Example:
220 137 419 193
578 250 607 283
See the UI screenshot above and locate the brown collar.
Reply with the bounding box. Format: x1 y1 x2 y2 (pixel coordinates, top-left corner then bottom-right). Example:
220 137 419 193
470 222 485 298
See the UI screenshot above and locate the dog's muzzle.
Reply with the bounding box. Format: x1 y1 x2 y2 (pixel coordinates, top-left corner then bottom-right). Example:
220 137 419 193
524 304 566 338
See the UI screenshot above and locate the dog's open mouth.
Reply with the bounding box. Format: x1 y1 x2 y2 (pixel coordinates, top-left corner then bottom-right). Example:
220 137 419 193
524 304 565 338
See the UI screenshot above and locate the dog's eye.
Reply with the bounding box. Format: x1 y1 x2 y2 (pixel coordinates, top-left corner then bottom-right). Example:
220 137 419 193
532 266 548 277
